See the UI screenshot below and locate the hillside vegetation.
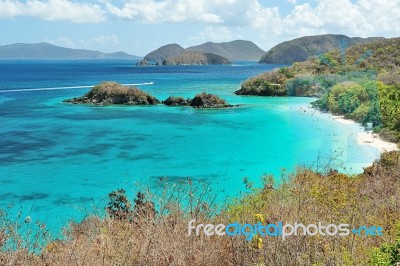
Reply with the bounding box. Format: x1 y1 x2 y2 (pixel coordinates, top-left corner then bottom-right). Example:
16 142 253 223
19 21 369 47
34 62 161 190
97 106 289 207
239 38 400 143
259 34 383 64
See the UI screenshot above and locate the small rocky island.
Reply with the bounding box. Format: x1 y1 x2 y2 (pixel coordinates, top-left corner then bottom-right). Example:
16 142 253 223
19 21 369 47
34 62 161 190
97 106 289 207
162 96 191 106
64 82 160 105
163 92 236 108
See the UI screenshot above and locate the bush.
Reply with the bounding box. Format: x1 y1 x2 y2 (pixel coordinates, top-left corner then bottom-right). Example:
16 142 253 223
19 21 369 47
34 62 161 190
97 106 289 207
327 82 369 115
347 103 369 122
106 189 133 221
378 83 400 131
369 225 400 266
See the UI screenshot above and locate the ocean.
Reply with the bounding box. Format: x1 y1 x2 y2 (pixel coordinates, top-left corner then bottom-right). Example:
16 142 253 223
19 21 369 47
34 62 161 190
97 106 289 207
0 59 381 236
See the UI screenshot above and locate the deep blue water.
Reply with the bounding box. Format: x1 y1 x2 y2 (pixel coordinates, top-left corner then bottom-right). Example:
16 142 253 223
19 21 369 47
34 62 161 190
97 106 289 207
0 60 381 236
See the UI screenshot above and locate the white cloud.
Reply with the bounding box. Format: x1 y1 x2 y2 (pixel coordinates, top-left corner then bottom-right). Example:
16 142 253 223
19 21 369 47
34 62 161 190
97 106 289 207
105 0 400 38
245 3 284 36
106 0 223 23
46 36 77 48
190 26 239 42
245 0 400 42
0 0 106 23
1 0 400 52
86 35 119 46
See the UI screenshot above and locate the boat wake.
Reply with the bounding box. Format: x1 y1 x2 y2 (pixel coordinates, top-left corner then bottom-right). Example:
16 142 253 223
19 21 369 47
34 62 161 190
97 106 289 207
0 82 154 93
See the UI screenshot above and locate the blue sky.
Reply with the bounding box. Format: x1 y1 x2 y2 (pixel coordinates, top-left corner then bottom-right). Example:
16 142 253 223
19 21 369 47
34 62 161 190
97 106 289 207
0 0 399 56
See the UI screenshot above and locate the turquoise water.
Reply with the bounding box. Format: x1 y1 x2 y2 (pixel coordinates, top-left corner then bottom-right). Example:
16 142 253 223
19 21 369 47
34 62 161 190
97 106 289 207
0 60 381 235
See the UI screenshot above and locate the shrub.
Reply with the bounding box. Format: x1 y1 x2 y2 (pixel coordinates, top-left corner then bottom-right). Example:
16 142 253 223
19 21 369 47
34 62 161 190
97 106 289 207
106 189 133 221
369 225 400 266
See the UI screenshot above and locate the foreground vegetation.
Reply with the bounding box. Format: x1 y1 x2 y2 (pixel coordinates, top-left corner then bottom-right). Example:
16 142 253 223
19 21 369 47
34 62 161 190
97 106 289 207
1 151 399 265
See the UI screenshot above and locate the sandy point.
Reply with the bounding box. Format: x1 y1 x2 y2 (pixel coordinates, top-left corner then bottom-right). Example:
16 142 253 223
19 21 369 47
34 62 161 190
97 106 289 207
331 115 399 153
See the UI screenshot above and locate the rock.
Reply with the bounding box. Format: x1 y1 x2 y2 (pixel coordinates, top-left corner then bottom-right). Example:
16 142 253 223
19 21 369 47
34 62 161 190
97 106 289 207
163 93 237 108
190 92 235 108
162 96 191 106
136 60 149 66
64 82 160 106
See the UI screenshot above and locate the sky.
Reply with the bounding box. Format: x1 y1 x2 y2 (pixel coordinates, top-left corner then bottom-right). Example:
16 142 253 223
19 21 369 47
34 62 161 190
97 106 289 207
0 0 399 56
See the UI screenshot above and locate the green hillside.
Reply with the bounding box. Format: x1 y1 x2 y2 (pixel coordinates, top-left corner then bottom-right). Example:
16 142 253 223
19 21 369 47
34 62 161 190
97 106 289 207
140 43 185 65
238 37 400 143
187 40 265 61
259 34 384 64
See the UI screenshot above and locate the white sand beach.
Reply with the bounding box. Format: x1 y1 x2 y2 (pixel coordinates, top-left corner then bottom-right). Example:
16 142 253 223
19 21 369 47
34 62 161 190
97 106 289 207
332 116 399 153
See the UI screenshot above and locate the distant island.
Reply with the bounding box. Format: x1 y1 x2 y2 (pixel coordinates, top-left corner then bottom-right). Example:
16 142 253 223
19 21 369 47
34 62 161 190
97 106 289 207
186 40 265 61
162 51 230 66
0 42 140 59
259 34 384 64
137 40 265 65
139 44 185 65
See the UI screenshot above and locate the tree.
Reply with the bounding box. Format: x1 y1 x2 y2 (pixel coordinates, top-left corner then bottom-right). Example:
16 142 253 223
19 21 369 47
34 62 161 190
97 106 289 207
107 189 133 220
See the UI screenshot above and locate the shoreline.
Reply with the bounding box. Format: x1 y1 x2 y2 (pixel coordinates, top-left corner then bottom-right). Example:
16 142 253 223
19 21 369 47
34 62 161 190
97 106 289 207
332 115 399 153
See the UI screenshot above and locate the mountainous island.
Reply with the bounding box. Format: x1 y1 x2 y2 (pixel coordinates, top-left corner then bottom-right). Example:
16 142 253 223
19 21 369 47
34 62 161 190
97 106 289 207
138 43 185 65
162 51 230 66
0 42 140 59
259 34 384 64
186 40 265 61
137 40 265 66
